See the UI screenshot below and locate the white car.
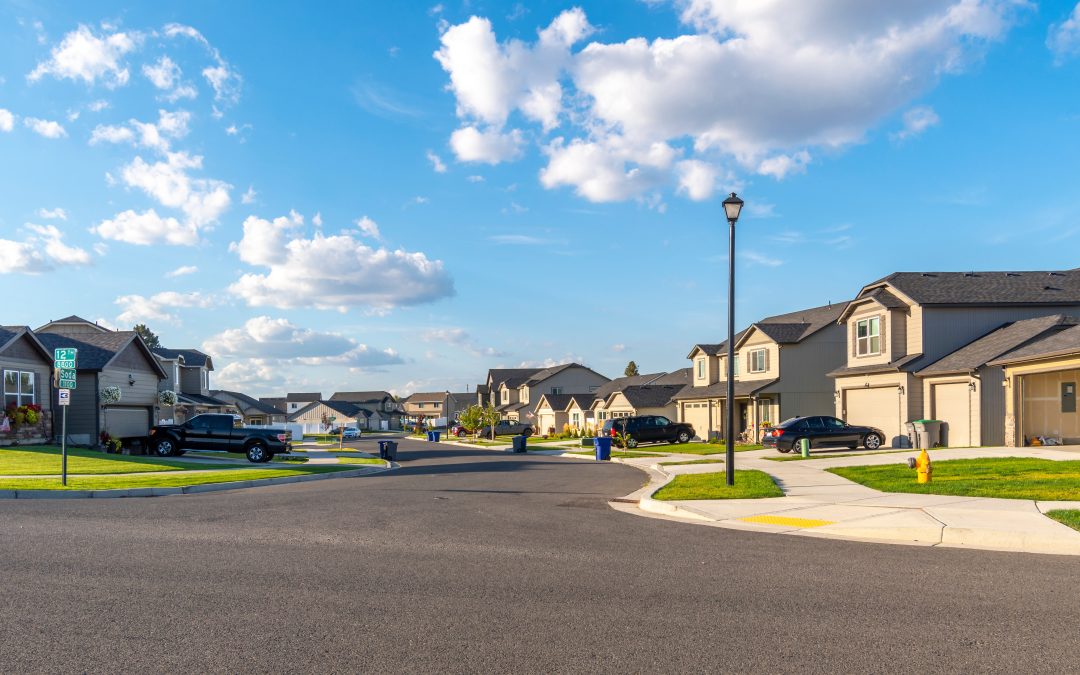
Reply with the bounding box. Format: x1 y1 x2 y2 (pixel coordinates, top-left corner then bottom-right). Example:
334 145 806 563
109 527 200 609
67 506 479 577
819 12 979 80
337 427 361 439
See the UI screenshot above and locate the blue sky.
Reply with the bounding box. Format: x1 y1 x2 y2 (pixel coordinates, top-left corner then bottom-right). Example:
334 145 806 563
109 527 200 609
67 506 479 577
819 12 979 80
2 1 1079 397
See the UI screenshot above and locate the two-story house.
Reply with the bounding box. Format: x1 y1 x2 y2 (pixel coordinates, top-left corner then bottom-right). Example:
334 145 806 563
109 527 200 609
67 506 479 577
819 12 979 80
403 391 471 426
830 271 1080 447
152 348 233 423
210 389 288 426
482 364 611 423
0 326 54 445
284 392 322 415
329 391 403 429
674 302 848 441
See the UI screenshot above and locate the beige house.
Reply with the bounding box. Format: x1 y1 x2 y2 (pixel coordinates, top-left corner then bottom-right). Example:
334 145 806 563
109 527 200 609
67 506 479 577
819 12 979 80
403 391 471 425
590 370 690 427
330 391 403 429
830 271 1080 447
675 302 848 442
481 364 610 423
210 390 287 426
990 323 1080 446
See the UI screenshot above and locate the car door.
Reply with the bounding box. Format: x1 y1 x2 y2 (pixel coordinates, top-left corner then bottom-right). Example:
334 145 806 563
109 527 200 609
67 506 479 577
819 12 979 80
821 416 857 447
184 415 214 450
652 416 674 442
205 415 235 451
802 417 826 448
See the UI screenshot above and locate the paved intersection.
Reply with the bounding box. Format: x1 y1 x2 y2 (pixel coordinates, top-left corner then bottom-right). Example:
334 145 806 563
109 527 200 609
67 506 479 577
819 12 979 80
1 438 1077 673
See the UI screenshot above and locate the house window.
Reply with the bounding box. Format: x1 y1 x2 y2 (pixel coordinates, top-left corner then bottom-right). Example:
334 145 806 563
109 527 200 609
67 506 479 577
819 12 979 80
597 411 606 421
749 349 767 373
696 359 705 378
3 370 35 407
758 399 771 423
202 369 209 390
572 412 580 426
550 387 563 395
502 389 509 404
588 385 598 392
173 364 179 386
856 317 881 356
417 402 424 409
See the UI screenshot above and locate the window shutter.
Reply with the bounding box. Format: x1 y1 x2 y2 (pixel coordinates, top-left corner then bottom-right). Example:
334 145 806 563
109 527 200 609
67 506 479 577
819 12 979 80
745 352 751 373
851 321 857 357
765 349 770 372
879 313 887 353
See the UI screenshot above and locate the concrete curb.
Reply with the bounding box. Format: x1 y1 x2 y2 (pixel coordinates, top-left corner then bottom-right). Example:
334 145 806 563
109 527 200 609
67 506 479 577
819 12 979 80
0 463 394 500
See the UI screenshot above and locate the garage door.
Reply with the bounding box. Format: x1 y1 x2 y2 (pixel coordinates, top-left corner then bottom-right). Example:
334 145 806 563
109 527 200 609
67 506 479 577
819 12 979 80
845 388 901 447
682 402 711 440
932 383 971 447
104 406 150 438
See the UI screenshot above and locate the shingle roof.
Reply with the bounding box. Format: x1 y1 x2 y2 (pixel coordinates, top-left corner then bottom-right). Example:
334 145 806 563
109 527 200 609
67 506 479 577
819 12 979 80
178 392 232 407
567 393 597 409
863 270 1080 306
329 391 391 402
287 392 323 402
988 323 1080 365
259 397 287 411
918 315 1077 375
695 302 848 355
671 379 779 400
152 347 212 368
537 393 576 411
405 392 449 403
488 368 543 388
0 326 51 361
619 384 686 409
593 373 665 399
36 330 165 375
827 353 926 378
212 390 286 415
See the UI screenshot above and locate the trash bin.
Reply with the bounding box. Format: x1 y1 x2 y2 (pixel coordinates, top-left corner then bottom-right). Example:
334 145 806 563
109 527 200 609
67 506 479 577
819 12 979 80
905 421 918 448
912 420 942 448
431 431 441 442
378 440 398 461
425 431 433 442
594 436 612 461
511 435 527 453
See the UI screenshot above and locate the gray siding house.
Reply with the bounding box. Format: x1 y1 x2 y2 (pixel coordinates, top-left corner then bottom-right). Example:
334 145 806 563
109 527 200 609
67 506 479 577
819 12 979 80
0 326 54 445
152 348 232 422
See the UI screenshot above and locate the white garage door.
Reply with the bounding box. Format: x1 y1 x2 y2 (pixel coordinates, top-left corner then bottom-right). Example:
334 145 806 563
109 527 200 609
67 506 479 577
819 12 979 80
933 382 971 447
105 406 150 438
682 402 711 440
845 388 901 447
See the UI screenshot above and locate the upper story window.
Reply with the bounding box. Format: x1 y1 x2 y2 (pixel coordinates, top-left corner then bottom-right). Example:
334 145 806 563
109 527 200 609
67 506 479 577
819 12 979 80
856 317 881 356
520 389 528 404
202 369 208 390
696 358 705 378
173 364 180 385
3 370 35 407
417 402 425 409
749 348 767 373
501 389 509 404
550 387 563 395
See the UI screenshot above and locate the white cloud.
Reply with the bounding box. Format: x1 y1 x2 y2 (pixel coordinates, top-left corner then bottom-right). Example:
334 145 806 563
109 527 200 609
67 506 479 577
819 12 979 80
422 327 505 357
118 151 231 231
143 55 180 89
0 239 50 274
115 290 213 324
0 222 93 274
163 23 242 107
449 125 524 164
28 24 140 87
26 224 92 265
0 109 15 132
466 175 485 183
37 207 68 220
611 343 626 353
88 99 110 112
24 117 67 139
166 265 198 278
436 3 1026 201
676 159 719 201
740 250 782 267
228 212 454 312
89 109 191 152
312 212 323 227
241 186 257 205
90 123 135 145
92 209 198 246
355 216 382 240
213 359 281 390
426 150 448 173
1048 3 1080 63
892 106 941 141
204 316 405 367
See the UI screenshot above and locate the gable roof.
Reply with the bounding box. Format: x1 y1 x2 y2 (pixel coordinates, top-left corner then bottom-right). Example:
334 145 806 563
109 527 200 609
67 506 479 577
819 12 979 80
567 393 597 409
736 302 849 349
487 368 543 389
0 326 51 361
671 379 779 400
35 315 110 333
536 393 577 411
35 330 167 377
178 392 232 407
855 270 1080 307
404 392 450 404
650 368 692 386
329 391 392 403
287 392 323 402
594 373 665 398
289 399 367 421
211 390 287 416
988 323 1080 366
918 315 1077 376
152 347 213 369
617 384 685 409
259 397 287 411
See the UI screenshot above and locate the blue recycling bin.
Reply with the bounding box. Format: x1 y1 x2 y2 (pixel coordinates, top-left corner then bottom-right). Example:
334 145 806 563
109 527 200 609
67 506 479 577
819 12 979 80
511 435 527 453
594 436 612 461
426 431 434 441
431 430 441 442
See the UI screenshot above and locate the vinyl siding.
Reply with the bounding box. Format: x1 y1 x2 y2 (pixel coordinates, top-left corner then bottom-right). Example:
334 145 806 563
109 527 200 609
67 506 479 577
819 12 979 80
920 305 1080 365
740 328 777 383
846 304 893 368
61 372 99 445
978 366 1006 446
771 323 847 421
180 366 205 396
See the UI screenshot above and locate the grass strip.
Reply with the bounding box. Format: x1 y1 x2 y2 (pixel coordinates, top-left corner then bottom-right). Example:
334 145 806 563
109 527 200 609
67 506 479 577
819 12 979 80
0 445 220 476
563 450 666 458
652 470 783 500
765 447 964 462
660 459 724 466
332 456 386 466
0 464 354 491
1046 510 1080 532
828 457 1080 501
185 451 308 464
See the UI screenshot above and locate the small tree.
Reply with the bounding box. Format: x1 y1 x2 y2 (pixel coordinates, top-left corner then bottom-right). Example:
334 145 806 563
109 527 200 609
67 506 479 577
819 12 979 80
458 404 484 434
480 405 502 440
133 323 161 349
624 360 639 377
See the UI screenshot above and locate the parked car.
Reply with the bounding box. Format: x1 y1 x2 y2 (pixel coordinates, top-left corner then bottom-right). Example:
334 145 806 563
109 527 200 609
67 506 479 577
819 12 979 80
603 415 694 448
762 416 885 453
477 420 534 437
331 427 361 440
149 413 292 462
449 423 472 437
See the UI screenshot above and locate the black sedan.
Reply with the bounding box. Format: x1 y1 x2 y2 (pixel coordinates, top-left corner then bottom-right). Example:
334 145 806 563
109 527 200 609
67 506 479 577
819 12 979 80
762 416 885 453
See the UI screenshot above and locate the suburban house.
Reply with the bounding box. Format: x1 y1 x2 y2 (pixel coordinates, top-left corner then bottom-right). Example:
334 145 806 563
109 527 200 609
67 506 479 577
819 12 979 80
330 391 403 429
914 315 1076 447
152 348 233 423
830 271 1080 447
990 322 1080 446
674 302 848 442
591 369 691 427
35 319 167 446
288 399 373 434
481 364 611 423
259 396 288 413
534 393 596 435
284 392 322 415
210 390 287 425
0 326 54 445
403 391 471 426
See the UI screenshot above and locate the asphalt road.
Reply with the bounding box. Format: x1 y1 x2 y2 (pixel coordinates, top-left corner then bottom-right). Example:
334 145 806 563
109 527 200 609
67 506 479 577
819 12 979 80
1 438 1078 673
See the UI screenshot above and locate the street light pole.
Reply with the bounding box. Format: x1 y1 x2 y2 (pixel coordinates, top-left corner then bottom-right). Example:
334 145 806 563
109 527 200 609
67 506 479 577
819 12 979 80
722 192 744 487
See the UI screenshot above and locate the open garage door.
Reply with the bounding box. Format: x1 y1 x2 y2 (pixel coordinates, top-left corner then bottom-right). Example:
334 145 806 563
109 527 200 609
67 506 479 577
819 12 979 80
104 406 150 439
932 382 971 447
845 387 902 447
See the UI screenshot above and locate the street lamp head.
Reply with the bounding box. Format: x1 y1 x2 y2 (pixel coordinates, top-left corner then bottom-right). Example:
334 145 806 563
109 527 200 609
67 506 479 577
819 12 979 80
722 192 744 223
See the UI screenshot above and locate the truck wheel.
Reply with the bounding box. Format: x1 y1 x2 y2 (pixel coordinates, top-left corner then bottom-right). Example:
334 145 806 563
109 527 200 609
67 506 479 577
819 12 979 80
154 438 177 457
522 428 532 438
677 430 691 444
246 442 269 463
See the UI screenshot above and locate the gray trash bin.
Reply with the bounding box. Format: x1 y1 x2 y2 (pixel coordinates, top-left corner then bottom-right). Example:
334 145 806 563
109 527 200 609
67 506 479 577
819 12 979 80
905 421 918 448
379 440 398 461
912 420 942 448
511 435 527 453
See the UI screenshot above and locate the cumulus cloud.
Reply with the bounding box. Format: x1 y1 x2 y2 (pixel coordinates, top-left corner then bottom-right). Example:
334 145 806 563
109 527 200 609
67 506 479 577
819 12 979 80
436 2 1027 201
115 290 214 324
228 212 454 312
422 328 505 357
203 316 405 367
0 223 92 274
0 240 50 274
892 106 941 141
89 109 191 153
241 186 257 204
24 117 67 139
28 24 140 87
166 265 198 278
212 359 281 390
0 109 13 132
163 24 242 108
426 150 448 173
92 209 198 246
1048 3 1080 63
26 224 92 265
676 159 719 201
355 216 381 240
449 126 524 164
37 207 68 220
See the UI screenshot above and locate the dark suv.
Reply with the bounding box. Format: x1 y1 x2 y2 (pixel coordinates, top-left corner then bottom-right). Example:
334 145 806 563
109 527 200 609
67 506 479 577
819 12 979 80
762 416 885 453
603 415 694 448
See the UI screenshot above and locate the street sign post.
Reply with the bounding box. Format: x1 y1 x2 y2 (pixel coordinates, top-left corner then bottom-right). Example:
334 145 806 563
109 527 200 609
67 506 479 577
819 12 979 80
53 348 77 487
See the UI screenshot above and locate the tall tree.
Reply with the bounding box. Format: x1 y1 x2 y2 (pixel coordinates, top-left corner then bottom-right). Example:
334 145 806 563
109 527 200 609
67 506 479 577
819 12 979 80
624 360 639 377
133 323 161 349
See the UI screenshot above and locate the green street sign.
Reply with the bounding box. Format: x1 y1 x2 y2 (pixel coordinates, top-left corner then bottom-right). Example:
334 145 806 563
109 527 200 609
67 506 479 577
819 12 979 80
58 369 77 380
59 378 77 389
54 348 77 361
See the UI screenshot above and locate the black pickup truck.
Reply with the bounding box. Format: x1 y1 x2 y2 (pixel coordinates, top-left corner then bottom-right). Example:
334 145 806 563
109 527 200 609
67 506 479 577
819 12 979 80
148 414 292 462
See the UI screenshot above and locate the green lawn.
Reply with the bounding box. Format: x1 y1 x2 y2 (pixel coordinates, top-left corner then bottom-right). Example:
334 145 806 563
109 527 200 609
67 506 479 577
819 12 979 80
0 464 354 491
652 470 784 501
699 443 764 453
766 447 964 462
1046 510 1080 532
0 445 220 476
564 450 666 459
659 459 724 466
828 458 1080 501
186 451 308 464
333 456 386 466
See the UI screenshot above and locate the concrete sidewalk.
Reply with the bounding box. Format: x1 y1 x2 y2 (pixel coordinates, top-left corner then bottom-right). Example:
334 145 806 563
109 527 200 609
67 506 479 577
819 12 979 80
617 445 1080 556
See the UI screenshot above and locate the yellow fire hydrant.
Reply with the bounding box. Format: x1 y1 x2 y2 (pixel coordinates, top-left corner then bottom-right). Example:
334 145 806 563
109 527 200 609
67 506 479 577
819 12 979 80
907 449 932 483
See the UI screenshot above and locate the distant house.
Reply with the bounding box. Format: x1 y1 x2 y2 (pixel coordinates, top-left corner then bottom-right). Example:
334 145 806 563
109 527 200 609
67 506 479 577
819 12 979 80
0 326 54 445
534 393 599 435
591 370 690 428
211 390 287 425
403 391 472 425
330 391 403 429
36 319 167 446
288 399 373 434
152 348 233 423
284 392 322 415
480 364 610 423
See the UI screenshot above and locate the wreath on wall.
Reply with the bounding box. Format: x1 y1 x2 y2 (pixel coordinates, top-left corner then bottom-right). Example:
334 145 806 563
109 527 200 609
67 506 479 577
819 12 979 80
158 390 177 406
100 386 122 405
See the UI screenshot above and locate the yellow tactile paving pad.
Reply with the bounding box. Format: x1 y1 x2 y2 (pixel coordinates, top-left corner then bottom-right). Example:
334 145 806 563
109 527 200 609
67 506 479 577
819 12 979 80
739 514 835 528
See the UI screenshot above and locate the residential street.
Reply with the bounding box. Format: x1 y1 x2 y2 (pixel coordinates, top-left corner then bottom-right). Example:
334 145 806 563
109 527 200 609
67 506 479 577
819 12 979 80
1 438 1078 673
